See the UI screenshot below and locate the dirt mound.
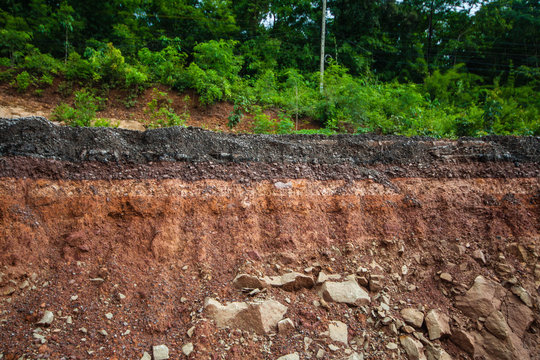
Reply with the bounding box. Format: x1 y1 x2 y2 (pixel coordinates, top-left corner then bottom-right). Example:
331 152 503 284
0 118 539 360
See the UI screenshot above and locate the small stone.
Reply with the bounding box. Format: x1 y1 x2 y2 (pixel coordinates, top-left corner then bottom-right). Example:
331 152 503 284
316 349 326 358
472 250 486 264
277 353 299 360
510 285 533 308
182 342 194 356
386 342 398 350
79 327 87 333
105 312 113 320
278 318 295 334
182 265 189 270
440 273 452 282
19 280 29 289
328 344 340 351
153 344 169 360
401 308 424 328
140 352 151 360
98 329 108 336
274 181 293 190
187 325 195 338
402 265 409 275
70 295 78 301
37 311 54 326
66 316 73 325
0 286 16 296
118 293 126 300
329 320 348 345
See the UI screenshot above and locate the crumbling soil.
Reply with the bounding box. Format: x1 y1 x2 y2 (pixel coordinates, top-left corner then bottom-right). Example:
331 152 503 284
0 118 539 360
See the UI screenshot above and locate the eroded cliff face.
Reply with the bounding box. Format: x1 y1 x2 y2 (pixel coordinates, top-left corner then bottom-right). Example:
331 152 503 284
0 118 539 360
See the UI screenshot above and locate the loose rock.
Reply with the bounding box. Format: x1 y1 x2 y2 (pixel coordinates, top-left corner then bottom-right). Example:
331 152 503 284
204 298 287 334
329 320 348 345
153 344 169 360
400 335 426 360
320 279 370 305
277 353 299 360
401 308 424 328
425 310 450 340
37 311 54 326
182 342 194 356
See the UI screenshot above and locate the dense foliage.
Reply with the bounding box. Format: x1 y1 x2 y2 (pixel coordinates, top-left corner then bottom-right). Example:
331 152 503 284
0 0 538 136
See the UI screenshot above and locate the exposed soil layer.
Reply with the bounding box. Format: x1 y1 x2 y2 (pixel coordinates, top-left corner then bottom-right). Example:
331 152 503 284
0 118 539 360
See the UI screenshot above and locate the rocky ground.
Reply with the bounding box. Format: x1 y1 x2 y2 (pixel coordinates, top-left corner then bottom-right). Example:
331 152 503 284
0 117 539 360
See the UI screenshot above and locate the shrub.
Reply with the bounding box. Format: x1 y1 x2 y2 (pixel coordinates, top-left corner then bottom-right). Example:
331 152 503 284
253 111 276 134
11 71 33 92
143 88 188 128
51 89 102 127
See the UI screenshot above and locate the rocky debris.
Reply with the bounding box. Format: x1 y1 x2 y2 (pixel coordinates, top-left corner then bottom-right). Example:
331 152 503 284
277 318 295 334
485 310 510 339
140 352 151 360
274 181 293 190
98 329 108 336
232 274 266 289
369 274 385 292
316 271 342 285
425 310 450 340
472 250 486 264
204 298 287 334
500 294 534 337
455 275 505 319
0 286 16 296
153 344 169 360
450 329 476 356
277 353 299 360
424 344 452 360
510 285 533 307
37 311 54 326
263 272 314 291
341 353 364 360
182 342 194 356
400 335 426 360
401 308 424 328
328 320 348 345
320 278 370 306
439 273 453 282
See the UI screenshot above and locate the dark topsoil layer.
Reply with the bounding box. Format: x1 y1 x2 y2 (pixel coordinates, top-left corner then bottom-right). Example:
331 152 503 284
1 117 539 180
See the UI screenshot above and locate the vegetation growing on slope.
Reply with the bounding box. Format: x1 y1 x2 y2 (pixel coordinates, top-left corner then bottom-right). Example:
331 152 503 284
0 0 538 136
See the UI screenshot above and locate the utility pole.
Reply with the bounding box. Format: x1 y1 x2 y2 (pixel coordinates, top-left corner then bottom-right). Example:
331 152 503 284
319 0 327 94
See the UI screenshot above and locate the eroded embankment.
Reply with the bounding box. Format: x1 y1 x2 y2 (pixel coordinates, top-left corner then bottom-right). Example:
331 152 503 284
0 117 539 360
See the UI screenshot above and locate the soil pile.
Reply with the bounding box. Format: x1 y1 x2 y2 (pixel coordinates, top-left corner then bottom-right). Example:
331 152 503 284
0 117 539 359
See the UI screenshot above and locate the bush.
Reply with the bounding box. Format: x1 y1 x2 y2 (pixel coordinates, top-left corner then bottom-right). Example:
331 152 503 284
143 88 188 128
11 71 33 92
253 110 276 134
51 89 102 127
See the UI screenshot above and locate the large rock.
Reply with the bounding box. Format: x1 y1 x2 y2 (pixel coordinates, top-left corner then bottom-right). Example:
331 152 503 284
450 330 476 356
204 298 287 334
320 279 370 306
400 335 426 360
425 310 450 340
425 344 452 360
480 329 531 360
328 320 348 345
232 274 266 289
262 272 314 291
401 308 424 329
501 294 534 337
455 276 505 319
485 311 510 340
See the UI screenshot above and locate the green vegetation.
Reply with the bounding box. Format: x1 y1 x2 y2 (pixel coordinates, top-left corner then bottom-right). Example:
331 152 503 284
0 0 538 136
